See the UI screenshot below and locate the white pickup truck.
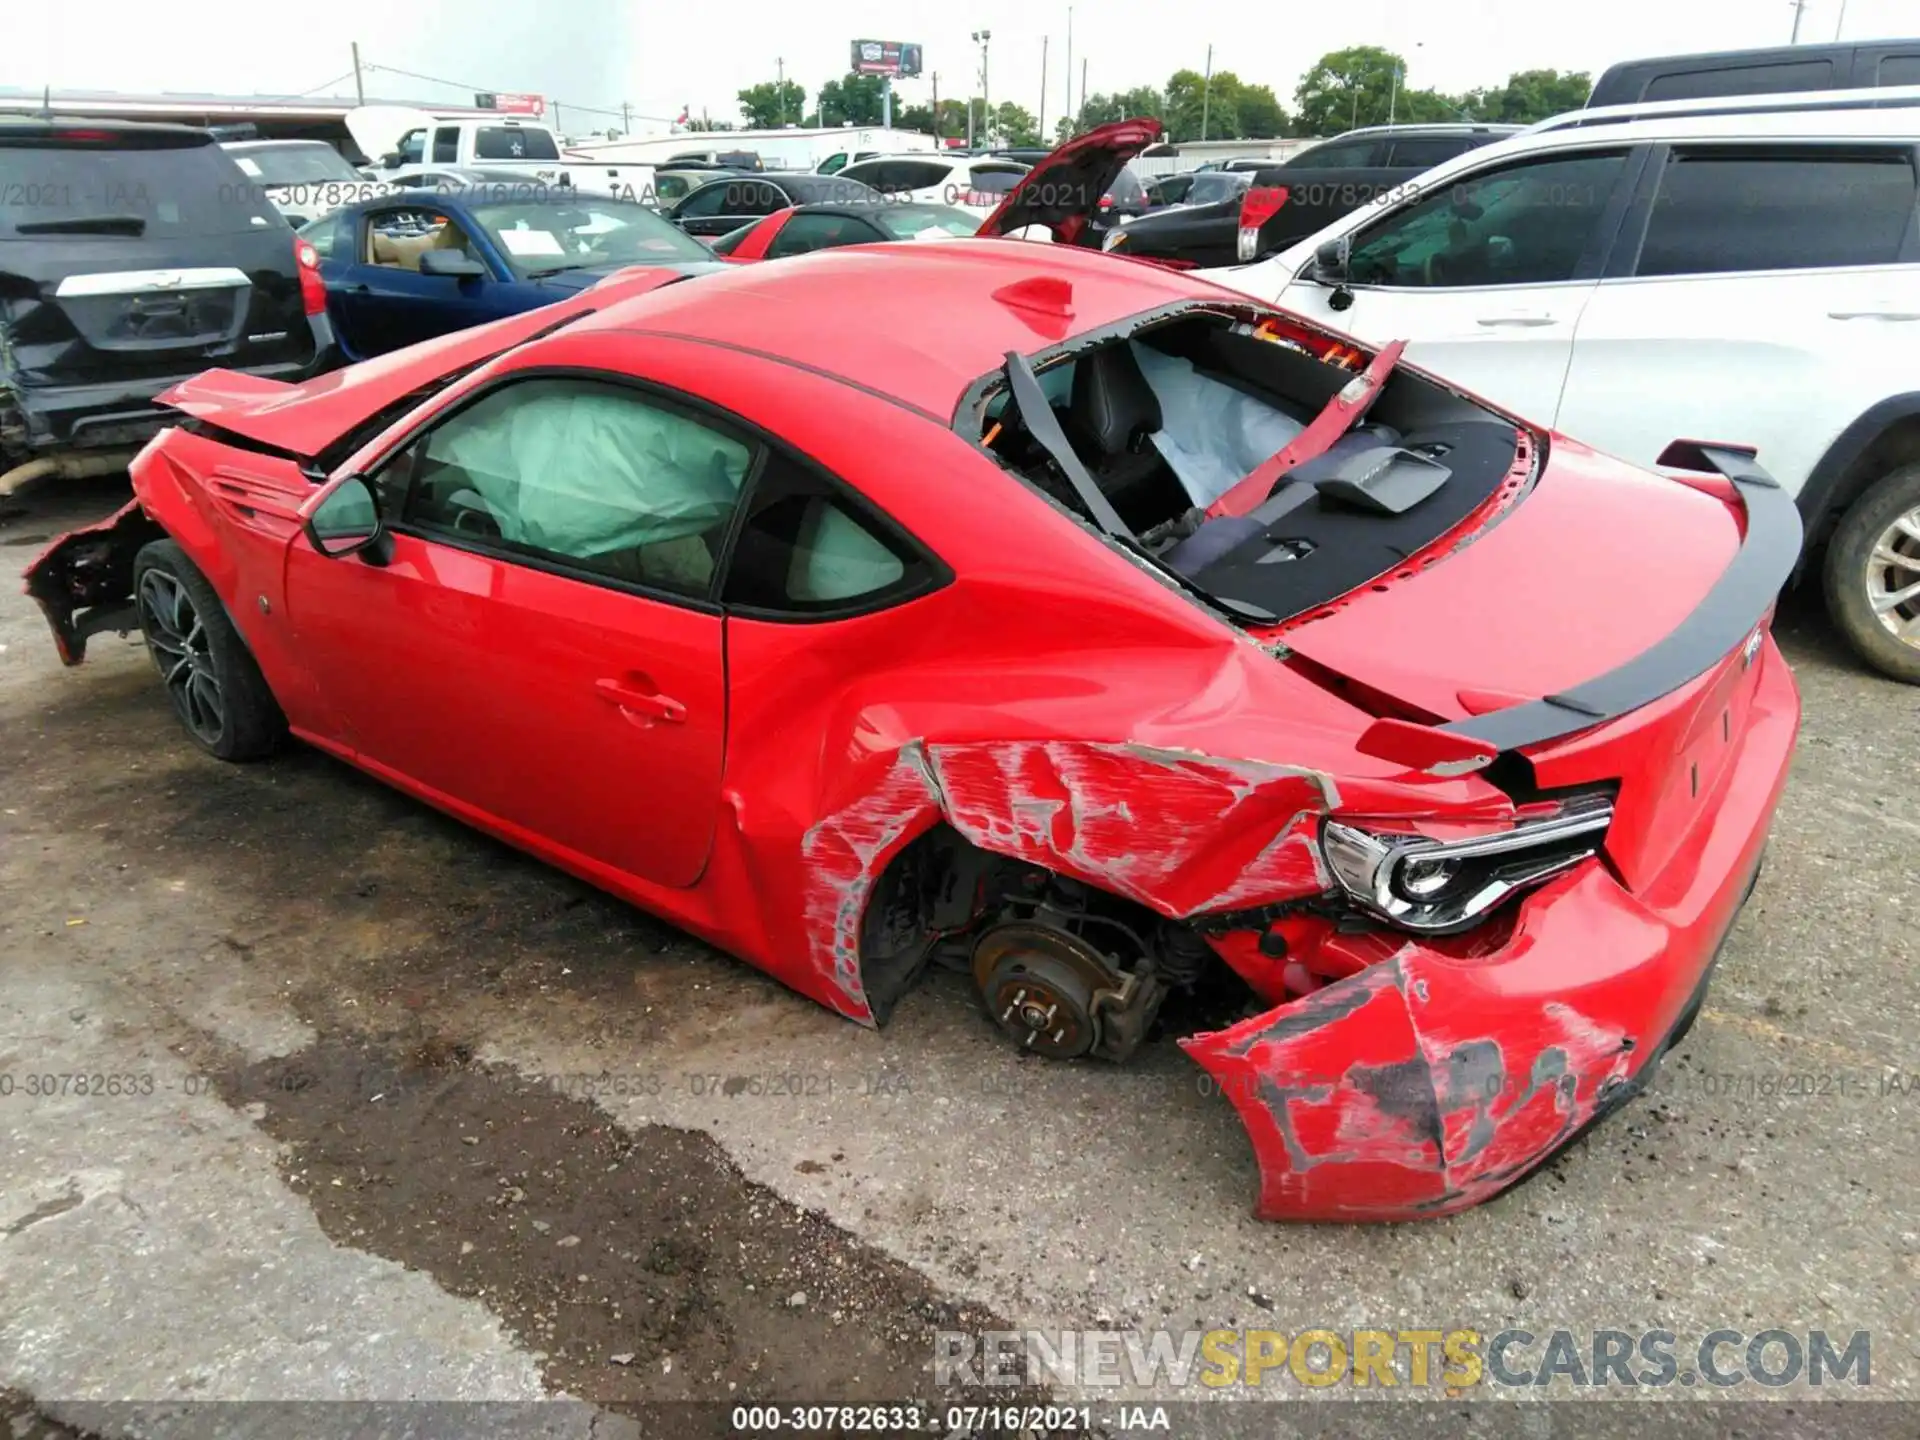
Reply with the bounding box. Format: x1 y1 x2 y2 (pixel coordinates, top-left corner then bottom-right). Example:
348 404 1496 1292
347 107 656 202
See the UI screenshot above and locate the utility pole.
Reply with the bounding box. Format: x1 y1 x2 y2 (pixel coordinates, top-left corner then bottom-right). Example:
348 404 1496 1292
933 71 941 141
1387 61 1400 126
883 75 893 130
1081 58 1088 122
1790 0 1808 42
777 58 784 126
351 42 364 104
621 101 631 135
1039 36 1048 141
1201 44 1213 141
1835 0 1849 39
971 29 992 146
1065 5 1074 131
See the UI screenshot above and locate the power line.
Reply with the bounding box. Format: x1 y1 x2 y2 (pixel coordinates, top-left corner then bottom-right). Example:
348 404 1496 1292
361 60 676 124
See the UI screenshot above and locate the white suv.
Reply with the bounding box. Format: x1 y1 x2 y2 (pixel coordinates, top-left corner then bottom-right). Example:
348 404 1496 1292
839 154 1031 215
1201 87 1920 683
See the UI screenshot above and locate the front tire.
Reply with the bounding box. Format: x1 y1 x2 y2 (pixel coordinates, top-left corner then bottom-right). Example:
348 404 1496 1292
132 540 287 760
1823 461 1920 685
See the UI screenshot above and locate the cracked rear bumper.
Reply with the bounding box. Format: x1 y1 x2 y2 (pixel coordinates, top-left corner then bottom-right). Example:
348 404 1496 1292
1182 639 1798 1221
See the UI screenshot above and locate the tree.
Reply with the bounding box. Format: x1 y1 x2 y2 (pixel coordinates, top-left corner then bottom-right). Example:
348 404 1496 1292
1294 45 1408 134
897 98 970 138
990 102 1041 147
1461 69 1592 124
1235 83 1288 139
737 80 807 130
811 73 888 129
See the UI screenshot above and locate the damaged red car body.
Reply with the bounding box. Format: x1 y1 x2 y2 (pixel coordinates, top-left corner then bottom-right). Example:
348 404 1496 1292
23 241 1801 1221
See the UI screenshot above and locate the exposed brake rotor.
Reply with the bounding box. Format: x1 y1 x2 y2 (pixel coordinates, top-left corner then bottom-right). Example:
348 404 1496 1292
972 920 1124 1061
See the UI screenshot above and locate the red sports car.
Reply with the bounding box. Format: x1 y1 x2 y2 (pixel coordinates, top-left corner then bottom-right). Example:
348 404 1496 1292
24 241 1800 1221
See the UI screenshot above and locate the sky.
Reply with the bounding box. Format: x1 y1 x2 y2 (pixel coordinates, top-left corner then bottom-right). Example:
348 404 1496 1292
12 0 1920 135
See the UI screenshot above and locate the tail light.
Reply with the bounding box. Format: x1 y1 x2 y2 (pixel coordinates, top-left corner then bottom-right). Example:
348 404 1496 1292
1237 185 1289 262
294 237 327 316
1098 192 1115 211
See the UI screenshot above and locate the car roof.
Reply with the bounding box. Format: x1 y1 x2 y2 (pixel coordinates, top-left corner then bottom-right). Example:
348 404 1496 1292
0 114 211 142
1320 122 1525 140
555 239 1211 419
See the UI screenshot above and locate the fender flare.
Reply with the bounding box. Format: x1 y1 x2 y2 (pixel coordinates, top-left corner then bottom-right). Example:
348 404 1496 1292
1794 392 1920 569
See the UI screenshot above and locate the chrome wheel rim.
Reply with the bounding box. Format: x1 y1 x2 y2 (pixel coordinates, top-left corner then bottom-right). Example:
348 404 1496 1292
137 570 224 745
1865 505 1920 652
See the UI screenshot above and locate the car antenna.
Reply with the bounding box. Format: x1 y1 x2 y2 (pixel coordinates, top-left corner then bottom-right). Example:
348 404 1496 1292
35 84 53 119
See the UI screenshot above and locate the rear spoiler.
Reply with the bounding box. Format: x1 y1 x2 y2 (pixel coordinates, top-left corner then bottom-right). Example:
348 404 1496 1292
1359 441 1802 771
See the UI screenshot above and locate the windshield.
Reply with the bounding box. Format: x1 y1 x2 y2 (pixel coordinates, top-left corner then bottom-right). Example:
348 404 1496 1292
469 197 713 274
230 144 361 186
872 204 981 239
1185 172 1248 205
0 135 282 237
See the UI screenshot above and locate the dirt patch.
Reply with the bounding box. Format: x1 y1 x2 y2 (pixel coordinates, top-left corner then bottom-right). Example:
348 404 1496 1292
214 1031 1046 1431
0 1390 90 1439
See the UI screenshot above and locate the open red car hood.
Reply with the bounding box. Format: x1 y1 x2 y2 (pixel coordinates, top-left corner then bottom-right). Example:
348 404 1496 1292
1278 438 1744 727
976 117 1162 244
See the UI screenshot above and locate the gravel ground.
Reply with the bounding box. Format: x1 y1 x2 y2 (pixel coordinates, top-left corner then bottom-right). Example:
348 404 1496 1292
2 475 1915 1439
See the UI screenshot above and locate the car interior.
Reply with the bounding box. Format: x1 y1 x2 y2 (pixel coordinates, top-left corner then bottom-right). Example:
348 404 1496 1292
365 210 478 271
979 311 1520 624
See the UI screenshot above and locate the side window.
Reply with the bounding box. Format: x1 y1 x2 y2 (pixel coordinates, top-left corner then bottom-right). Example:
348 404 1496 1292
766 212 870 258
1347 150 1630 289
431 127 460 163
1286 139 1383 169
1643 60 1834 101
396 130 425 166
674 181 735 217
818 152 848 175
722 453 934 615
1385 137 1469 168
395 377 755 600
1878 55 1920 86
363 208 474 269
1635 148 1918 277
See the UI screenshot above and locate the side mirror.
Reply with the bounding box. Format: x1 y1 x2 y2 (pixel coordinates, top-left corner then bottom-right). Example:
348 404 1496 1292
380 151 402 168
419 249 487 278
1314 235 1357 312
306 475 393 565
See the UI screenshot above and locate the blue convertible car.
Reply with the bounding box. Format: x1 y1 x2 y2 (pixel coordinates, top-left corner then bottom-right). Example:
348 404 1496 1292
296 180 726 359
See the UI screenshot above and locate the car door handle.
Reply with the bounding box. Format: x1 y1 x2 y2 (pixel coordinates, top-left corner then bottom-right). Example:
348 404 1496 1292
1475 312 1557 327
594 676 686 725
347 283 371 294
1829 307 1920 321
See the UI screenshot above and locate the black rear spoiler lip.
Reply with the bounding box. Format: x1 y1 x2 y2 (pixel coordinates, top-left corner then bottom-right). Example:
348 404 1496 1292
1439 442 1802 755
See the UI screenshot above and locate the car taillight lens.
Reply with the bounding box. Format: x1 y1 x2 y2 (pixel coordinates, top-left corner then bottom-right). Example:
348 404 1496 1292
1098 192 1115 210
294 238 326 316
1237 185 1289 261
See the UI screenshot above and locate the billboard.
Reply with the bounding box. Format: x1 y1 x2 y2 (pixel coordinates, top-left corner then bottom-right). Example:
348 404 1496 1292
851 41 924 78
474 92 547 117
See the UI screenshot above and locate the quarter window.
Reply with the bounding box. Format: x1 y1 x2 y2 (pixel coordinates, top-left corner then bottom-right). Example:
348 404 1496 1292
1346 150 1629 288
396 378 754 600
1635 148 1918 277
431 128 460 163
722 453 931 614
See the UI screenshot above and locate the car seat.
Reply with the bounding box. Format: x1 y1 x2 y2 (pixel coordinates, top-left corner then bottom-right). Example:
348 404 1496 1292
1064 344 1187 531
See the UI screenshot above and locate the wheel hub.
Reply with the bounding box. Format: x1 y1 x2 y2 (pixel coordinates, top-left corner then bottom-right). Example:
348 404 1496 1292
972 920 1122 1061
1864 504 1920 652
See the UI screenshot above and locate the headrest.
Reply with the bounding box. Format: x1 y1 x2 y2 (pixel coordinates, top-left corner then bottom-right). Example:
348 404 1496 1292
1070 343 1162 457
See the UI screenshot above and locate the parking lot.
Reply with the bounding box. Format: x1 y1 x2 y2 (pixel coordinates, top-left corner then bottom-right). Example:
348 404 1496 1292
1 471 1916 1434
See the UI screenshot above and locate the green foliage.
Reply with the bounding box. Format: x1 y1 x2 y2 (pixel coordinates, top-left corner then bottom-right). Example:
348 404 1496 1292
810 73 889 129
1458 69 1593 124
737 80 807 130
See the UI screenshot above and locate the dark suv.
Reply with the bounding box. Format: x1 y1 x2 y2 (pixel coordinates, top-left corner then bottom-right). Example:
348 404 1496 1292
1 118 338 485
